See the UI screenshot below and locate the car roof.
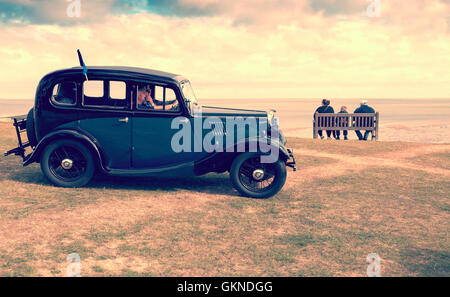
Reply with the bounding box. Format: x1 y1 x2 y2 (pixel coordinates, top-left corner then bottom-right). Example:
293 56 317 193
44 66 186 83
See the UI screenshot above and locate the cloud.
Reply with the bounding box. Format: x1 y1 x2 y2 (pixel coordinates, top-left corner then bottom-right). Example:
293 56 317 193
0 0 116 25
0 1 449 99
0 0 214 25
114 0 215 16
1 9 450 99
1 0 448 35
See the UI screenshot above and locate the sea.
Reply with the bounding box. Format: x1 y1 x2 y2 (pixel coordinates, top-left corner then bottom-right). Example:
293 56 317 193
1 98 449 143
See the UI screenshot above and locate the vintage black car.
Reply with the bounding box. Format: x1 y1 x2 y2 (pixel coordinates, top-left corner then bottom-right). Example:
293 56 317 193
5 53 296 198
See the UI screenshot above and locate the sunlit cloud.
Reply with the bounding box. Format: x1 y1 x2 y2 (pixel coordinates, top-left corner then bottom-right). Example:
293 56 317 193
0 0 449 99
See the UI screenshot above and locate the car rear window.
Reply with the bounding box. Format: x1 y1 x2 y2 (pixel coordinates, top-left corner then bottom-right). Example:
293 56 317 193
51 82 77 106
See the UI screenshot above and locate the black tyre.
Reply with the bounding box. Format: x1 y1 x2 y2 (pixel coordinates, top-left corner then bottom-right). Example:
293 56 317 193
230 153 287 199
40 139 94 187
26 108 37 147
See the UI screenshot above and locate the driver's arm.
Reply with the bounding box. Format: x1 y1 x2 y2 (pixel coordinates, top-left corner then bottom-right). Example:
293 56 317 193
165 100 179 111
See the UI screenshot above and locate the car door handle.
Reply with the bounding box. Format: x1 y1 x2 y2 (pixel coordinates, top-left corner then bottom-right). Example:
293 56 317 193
118 117 129 123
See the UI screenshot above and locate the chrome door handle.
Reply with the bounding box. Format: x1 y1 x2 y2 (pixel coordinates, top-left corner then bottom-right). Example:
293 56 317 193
118 117 129 123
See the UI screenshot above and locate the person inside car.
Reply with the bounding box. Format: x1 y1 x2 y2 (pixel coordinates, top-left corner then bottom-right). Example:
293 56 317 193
137 85 179 111
137 85 155 109
164 97 179 111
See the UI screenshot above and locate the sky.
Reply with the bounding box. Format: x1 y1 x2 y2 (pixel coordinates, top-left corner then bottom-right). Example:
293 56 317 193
0 0 449 99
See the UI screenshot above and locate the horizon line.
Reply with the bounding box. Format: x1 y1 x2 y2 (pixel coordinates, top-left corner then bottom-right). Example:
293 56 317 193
1 97 450 101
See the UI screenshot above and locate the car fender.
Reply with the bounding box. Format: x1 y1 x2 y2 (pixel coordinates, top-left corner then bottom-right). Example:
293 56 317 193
194 136 290 175
224 136 290 160
23 129 105 170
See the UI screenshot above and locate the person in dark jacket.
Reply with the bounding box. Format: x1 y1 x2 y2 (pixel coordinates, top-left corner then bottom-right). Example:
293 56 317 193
354 100 375 140
314 99 335 139
335 106 348 140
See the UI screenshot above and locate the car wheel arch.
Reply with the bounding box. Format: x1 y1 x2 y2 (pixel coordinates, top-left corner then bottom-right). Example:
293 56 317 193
225 139 291 161
193 143 290 176
24 130 105 171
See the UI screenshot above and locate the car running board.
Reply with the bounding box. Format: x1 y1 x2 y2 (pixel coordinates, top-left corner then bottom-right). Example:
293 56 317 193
105 161 195 176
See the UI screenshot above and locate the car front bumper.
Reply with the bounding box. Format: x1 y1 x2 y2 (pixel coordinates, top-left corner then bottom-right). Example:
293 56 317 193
286 148 296 171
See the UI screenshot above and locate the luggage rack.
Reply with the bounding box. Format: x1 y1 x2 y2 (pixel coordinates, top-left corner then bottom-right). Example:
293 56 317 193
4 116 31 161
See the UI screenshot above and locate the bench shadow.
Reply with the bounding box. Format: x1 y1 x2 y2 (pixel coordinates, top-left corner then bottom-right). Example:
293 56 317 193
6 165 237 197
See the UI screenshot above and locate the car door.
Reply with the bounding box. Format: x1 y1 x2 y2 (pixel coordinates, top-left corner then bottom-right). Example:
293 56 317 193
132 83 195 168
79 80 132 169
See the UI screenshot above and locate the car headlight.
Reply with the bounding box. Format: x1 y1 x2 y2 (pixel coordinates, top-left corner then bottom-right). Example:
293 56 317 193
268 109 276 126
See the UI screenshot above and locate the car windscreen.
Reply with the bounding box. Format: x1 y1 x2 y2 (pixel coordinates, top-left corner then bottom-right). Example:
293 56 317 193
180 80 198 106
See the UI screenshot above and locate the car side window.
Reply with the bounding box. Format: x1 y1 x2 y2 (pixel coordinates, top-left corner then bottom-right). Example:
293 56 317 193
160 87 179 111
153 86 165 111
136 83 180 112
51 82 77 106
84 80 103 98
110 81 126 100
83 80 128 109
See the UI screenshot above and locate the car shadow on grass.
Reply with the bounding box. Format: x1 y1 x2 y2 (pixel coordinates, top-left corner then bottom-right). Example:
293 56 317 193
6 165 238 197
399 248 450 276
88 173 237 196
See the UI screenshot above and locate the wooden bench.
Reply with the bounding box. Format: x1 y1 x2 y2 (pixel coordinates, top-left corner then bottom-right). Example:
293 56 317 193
313 112 379 140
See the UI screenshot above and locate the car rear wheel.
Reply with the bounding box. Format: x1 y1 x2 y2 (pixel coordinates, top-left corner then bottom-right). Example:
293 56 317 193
230 153 287 199
40 139 94 187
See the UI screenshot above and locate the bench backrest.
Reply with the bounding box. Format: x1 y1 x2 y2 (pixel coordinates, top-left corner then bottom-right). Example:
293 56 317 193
313 112 379 140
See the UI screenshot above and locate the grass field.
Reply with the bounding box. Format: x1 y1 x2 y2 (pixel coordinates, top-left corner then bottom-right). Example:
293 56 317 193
0 121 449 276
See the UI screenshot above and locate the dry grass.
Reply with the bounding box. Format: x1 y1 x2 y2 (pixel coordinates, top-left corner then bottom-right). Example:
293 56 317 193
405 152 450 171
0 121 449 276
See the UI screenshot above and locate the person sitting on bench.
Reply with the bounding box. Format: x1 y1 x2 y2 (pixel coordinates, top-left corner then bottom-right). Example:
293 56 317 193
314 99 335 139
354 100 375 141
335 106 349 140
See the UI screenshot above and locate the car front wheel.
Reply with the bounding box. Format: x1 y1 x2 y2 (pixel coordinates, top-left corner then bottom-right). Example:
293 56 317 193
230 153 287 199
40 139 94 187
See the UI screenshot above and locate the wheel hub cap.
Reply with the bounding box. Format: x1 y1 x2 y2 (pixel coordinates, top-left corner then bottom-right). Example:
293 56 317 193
61 159 73 170
252 169 265 181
